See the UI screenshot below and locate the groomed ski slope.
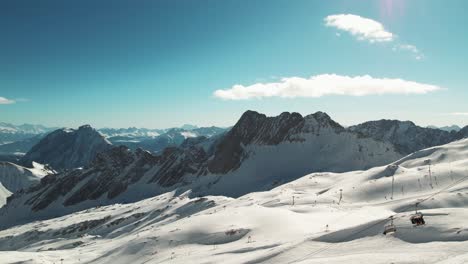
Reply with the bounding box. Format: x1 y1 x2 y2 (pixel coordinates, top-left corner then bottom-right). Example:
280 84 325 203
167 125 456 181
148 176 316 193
1 138 468 263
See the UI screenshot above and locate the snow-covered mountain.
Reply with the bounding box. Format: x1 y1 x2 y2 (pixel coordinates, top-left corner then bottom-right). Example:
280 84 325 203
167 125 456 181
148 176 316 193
0 124 226 157
0 110 404 227
0 161 52 206
348 119 468 154
0 122 55 145
98 127 164 138
1 138 468 263
102 126 226 153
0 123 53 135
19 125 112 170
427 124 462 132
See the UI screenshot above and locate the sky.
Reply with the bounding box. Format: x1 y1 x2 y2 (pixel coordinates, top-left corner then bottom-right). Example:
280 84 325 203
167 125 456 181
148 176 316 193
1 0 468 129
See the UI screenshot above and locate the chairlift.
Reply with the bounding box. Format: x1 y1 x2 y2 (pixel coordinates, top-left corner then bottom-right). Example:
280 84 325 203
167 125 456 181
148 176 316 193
383 224 396 235
410 203 425 226
383 216 396 235
410 212 425 226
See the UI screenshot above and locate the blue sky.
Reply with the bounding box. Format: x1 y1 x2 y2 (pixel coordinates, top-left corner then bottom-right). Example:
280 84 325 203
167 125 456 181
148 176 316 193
1 0 467 128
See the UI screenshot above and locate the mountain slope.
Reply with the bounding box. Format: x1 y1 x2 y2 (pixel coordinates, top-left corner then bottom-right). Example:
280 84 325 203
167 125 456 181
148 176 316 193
348 119 466 154
0 111 403 227
1 139 468 263
0 162 51 206
20 125 112 170
0 134 43 155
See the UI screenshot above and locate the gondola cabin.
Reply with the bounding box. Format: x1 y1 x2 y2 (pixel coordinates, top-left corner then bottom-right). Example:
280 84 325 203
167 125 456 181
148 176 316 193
410 212 425 226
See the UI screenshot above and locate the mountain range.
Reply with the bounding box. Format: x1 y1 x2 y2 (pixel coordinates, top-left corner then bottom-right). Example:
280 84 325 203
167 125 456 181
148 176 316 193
0 123 56 146
0 123 227 158
1 111 468 228
1 110 468 264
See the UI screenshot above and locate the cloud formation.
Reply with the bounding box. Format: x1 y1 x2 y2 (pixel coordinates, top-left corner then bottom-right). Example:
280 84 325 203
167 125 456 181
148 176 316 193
213 74 441 100
0 97 15 104
449 112 468 116
324 14 394 43
325 14 424 60
393 44 424 60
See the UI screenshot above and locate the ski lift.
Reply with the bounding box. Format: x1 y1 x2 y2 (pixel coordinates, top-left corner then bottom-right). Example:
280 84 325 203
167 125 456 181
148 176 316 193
383 216 396 235
410 203 425 226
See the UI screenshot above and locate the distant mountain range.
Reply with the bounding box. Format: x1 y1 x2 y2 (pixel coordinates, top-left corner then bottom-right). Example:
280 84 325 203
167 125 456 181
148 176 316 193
427 125 462 132
0 123 56 145
102 126 227 154
0 123 227 158
1 112 468 227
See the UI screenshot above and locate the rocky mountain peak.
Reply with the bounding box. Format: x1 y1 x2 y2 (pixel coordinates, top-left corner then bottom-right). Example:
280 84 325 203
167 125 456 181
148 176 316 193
91 145 134 169
348 119 456 154
78 124 93 130
20 125 112 170
455 126 468 140
303 111 344 131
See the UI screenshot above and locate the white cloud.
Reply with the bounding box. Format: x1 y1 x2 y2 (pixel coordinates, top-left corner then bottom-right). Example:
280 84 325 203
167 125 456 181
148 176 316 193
396 44 418 53
325 14 424 60
324 14 394 43
0 97 15 104
449 113 468 116
394 44 424 60
213 74 441 100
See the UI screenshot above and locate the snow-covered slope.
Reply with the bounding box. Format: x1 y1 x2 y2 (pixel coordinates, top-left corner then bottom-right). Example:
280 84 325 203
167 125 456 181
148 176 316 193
0 162 51 206
0 111 403 228
1 138 468 263
19 125 112 170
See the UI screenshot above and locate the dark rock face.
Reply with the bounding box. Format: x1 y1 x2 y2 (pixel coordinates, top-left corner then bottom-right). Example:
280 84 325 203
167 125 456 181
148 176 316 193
19 146 151 211
455 126 468 140
20 125 112 170
16 142 210 211
207 111 344 174
348 120 459 155
149 145 208 187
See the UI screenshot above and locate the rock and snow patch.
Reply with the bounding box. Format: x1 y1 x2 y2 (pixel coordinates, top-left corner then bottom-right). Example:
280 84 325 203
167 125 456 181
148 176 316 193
0 161 51 206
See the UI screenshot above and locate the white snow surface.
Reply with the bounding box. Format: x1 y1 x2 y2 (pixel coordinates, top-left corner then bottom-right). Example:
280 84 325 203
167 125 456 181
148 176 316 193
0 162 51 206
180 131 198 139
1 139 468 263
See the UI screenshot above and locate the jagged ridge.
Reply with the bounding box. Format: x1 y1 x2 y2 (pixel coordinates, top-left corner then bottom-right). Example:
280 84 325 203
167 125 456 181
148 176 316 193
19 125 112 170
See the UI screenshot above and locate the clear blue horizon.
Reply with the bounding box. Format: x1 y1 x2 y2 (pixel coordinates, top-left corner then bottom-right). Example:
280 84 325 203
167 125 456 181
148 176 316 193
2 0 467 129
